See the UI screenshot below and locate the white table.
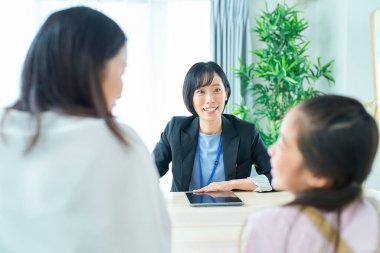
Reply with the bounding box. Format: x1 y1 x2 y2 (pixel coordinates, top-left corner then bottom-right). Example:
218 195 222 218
165 191 294 253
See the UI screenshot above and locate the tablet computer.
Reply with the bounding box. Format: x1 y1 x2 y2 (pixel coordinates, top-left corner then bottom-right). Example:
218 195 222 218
185 191 244 207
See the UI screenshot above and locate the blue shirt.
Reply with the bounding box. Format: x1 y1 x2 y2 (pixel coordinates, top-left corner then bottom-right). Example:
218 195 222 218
188 132 225 191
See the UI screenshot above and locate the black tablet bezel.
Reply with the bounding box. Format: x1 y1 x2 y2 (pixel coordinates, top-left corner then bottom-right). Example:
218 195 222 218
185 191 244 207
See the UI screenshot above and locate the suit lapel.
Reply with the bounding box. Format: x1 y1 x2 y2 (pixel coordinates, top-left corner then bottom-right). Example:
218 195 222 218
180 117 199 190
222 115 240 181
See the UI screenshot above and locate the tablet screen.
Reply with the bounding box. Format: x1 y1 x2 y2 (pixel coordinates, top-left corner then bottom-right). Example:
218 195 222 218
185 191 244 207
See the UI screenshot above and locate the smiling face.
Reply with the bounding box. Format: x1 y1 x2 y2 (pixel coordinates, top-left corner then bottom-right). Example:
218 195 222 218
102 45 127 112
192 73 228 124
268 108 331 193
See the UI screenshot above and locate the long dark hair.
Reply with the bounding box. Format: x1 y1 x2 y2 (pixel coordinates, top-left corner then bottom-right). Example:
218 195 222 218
5 6 127 151
290 95 378 210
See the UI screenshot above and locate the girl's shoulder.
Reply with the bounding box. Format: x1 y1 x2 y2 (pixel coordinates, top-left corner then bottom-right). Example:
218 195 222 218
246 198 379 253
247 205 301 228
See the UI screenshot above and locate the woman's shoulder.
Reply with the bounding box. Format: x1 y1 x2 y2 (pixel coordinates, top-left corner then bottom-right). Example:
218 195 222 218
169 115 196 124
222 114 258 133
162 115 197 131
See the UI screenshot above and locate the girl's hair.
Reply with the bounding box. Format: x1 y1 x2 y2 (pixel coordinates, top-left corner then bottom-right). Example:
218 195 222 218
182 61 231 116
290 95 378 210
7 6 127 151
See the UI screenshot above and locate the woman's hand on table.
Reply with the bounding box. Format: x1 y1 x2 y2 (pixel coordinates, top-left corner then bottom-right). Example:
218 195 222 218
193 181 234 193
193 178 257 193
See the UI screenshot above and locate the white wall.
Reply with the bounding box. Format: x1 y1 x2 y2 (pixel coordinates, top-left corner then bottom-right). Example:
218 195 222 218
249 0 380 189
310 0 380 189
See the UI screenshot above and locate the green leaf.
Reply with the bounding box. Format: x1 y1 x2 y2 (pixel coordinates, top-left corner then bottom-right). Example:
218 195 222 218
284 76 298 84
234 3 335 146
321 59 334 72
323 72 335 83
299 41 310 55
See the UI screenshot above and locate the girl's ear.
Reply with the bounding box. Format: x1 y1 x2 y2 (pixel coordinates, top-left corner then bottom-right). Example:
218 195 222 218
306 172 333 189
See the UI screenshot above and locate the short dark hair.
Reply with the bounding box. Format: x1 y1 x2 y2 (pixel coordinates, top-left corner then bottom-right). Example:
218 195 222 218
182 61 231 116
291 95 378 210
10 6 127 151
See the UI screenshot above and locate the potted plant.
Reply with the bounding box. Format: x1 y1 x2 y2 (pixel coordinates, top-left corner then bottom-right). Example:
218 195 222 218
233 3 335 147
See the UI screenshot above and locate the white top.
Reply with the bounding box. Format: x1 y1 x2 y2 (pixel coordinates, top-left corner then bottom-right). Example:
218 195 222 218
0 109 171 253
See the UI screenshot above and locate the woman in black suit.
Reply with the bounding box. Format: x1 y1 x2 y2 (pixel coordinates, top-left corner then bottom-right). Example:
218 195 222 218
153 61 272 192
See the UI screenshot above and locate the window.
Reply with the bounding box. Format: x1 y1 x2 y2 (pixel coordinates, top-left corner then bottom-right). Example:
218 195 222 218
0 0 210 191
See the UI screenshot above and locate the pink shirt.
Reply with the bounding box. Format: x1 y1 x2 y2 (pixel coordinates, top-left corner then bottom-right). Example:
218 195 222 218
244 197 379 253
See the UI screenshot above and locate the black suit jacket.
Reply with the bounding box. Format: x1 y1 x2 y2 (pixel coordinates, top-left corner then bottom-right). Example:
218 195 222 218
153 114 272 192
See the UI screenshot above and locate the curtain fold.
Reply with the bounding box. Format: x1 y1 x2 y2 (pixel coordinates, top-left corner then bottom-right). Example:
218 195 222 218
211 0 252 113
